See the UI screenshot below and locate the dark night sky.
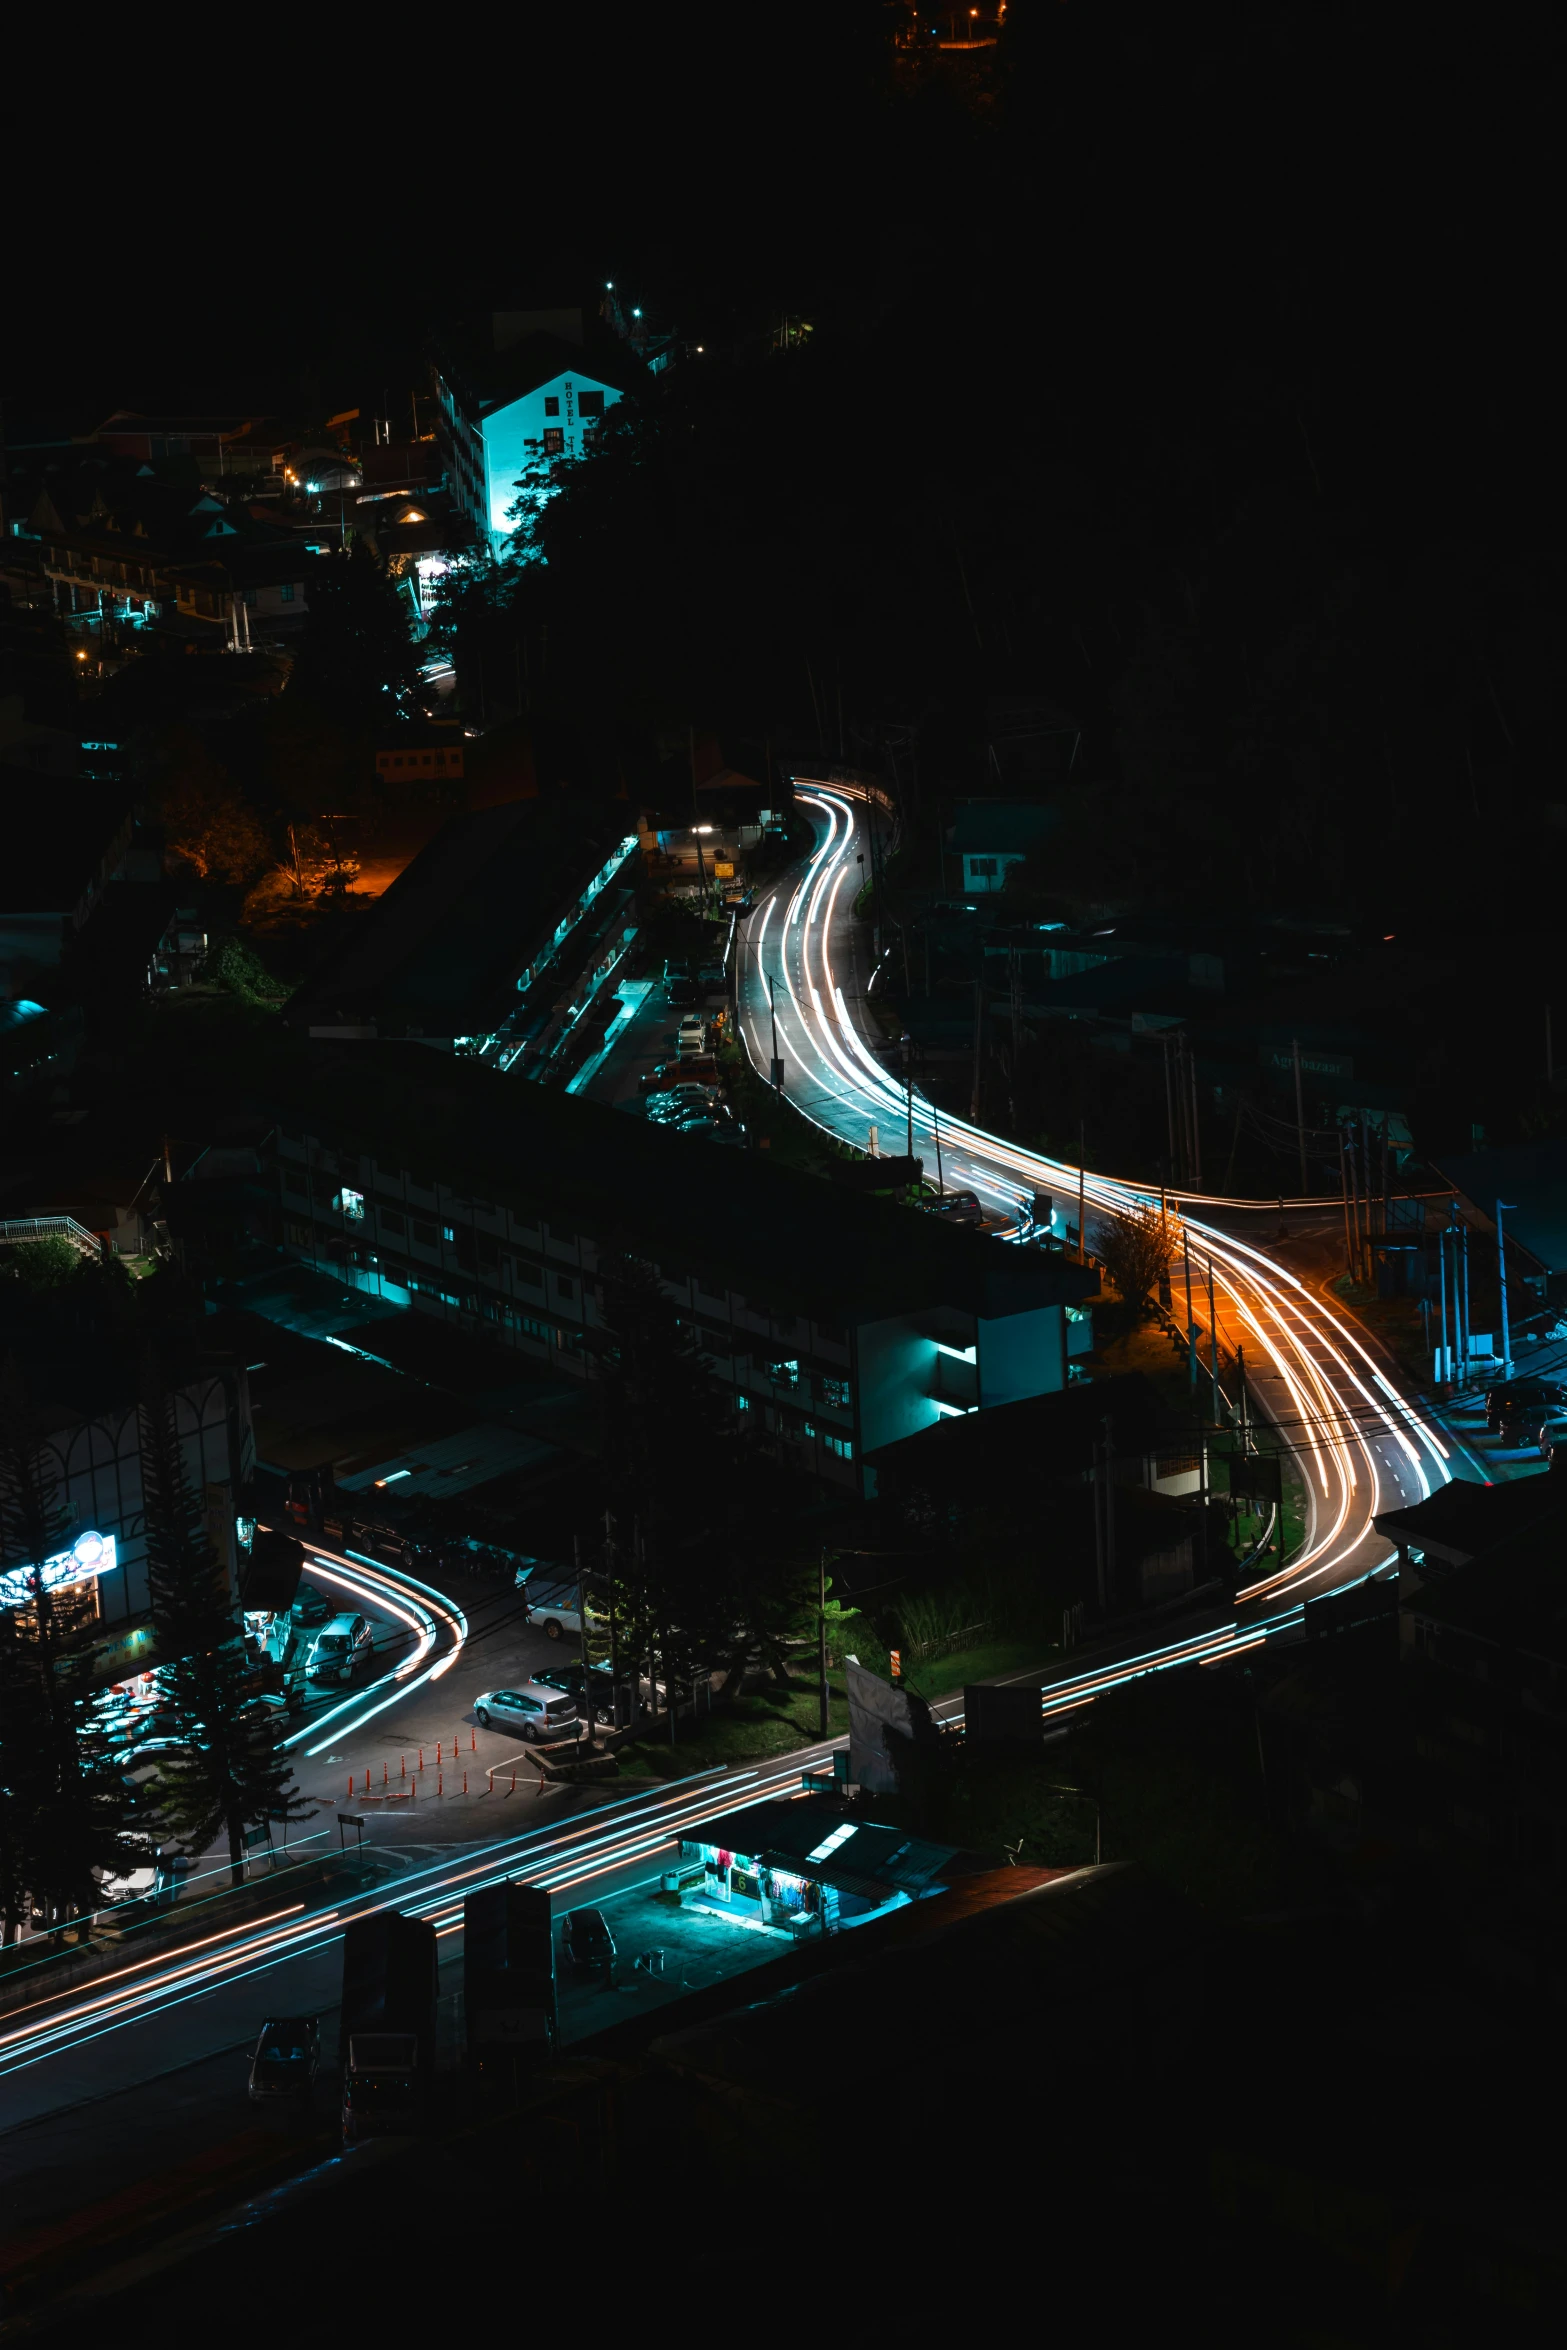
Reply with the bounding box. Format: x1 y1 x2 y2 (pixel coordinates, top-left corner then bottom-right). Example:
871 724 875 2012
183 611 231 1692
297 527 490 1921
7 9 1562 528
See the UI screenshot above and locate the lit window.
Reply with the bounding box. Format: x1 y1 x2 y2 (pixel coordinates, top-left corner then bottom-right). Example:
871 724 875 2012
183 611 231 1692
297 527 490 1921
442 1225 456 1243
335 1188 365 1222
280 583 295 602
542 429 565 457
825 1433 854 1461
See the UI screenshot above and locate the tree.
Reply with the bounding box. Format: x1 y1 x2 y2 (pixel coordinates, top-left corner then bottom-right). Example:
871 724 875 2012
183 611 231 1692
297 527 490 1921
290 540 419 724
155 728 271 886
1094 1200 1179 1316
138 1351 309 1884
591 1257 822 1718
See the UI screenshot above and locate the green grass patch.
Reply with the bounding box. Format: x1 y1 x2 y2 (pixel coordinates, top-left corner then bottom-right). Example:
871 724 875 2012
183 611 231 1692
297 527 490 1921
614 1638 1056 1782
901 1636 1052 1702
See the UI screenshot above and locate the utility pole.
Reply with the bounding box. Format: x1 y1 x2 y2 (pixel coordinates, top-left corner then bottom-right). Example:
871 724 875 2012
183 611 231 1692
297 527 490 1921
1237 1344 1251 1453
689 724 709 908
904 1034 915 1161
932 1080 944 1196
1345 1123 1362 1284
1101 1416 1116 1611
1077 1120 1087 1266
1207 1255 1222 1423
1339 1126 1354 1279
575 1534 595 1745
970 978 983 1124
1497 1200 1517 1380
768 973 783 1092
1437 1225 1450 1386
1163 1035 1177 1177
604 1511 620 1728
1183 1224 1198 1398
818 1547 830 1737
1291 1038 1308 1195
1188 1038 1203 1189
1460 1216 1471 1385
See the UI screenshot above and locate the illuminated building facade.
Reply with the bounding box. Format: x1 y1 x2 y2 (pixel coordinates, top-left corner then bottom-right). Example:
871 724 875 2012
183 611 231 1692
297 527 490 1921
268 1044 1096 1496
0 1369 255 1685
429 310 630 547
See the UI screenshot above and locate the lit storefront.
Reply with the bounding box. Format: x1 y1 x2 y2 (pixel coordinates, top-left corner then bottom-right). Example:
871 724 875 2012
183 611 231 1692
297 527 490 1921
679 1801 962 1938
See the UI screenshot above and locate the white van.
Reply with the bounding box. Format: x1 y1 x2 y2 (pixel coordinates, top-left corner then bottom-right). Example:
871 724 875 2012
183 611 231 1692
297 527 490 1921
306 1613 373 1683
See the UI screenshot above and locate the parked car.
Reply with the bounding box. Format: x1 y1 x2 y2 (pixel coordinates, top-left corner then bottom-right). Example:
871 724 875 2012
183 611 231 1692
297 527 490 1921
248 2016 321 2102
93 1832 160 1911
677 1013 708 1056
472 1682 583 1741
1537 1414 1567 1461
356 1523 431 1572
666 972 703 1008
292 1585 333 1627
1485 1377 1566 1434
647 1084 721 1124
662 1102 731 1135
1493 1388 1567 1444
921 1187 984 1227
522 1575 608 1639
306 1614 374 1683
534 1661 618 1707
563 1909 616 1971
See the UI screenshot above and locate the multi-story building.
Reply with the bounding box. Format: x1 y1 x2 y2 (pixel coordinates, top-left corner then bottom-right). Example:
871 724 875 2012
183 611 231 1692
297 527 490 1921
12 453 311 648
429 309 631 546
0 1358 255 1690
267 1043 1097 1496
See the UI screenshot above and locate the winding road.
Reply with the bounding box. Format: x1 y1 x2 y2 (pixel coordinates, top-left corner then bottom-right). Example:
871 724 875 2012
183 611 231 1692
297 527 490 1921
735 781 1453 1631
0 791 1459 2166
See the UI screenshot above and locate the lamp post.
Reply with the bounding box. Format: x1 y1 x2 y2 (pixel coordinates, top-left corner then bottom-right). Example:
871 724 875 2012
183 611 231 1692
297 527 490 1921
1497 1200 1518 1380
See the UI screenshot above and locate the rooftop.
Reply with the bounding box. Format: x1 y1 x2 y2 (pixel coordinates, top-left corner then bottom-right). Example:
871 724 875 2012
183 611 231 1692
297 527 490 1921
1375 1470 1567 1566
270 1041 1100 1328
688 1797 963 1895
432 312 638 422
285 802 635 1040
1405 1511 1567 1664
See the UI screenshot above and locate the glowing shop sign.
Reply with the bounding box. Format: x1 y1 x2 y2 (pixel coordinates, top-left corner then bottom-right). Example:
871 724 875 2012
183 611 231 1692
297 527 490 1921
0 1530 119 1611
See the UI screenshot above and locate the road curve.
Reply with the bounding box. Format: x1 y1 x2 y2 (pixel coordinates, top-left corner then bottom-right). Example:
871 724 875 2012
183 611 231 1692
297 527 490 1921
735 782 1452 1619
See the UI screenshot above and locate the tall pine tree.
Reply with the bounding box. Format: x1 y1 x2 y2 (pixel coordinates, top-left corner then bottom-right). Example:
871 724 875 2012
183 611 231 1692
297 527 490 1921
139 1351 309 1885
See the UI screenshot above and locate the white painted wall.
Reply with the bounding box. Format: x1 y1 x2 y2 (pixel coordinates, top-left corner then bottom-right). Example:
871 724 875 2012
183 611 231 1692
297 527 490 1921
482 369 622 540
